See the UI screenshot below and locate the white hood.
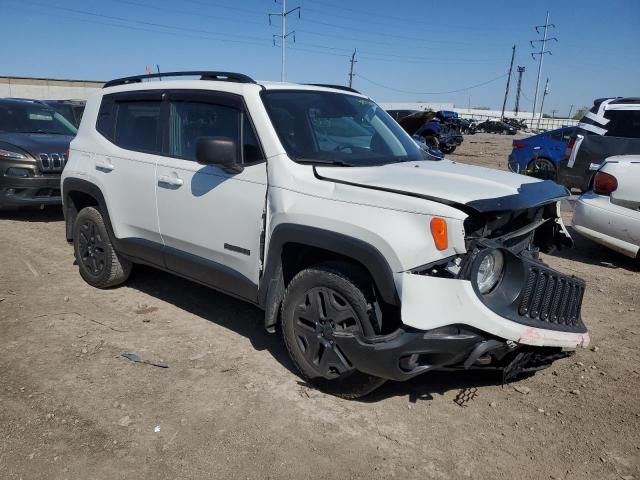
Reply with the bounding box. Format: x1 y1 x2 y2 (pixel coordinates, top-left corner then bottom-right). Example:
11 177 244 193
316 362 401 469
315 160 569 213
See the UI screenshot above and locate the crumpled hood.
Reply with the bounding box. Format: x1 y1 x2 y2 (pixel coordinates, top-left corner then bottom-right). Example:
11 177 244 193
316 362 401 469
315 159 569 213
0 132 73 159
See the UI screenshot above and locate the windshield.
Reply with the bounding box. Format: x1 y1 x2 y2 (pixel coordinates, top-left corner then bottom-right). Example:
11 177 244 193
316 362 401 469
261 90 423 166
0 102 77 135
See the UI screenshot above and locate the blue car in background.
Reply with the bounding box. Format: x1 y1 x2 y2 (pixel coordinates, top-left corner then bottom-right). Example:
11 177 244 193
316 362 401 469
508 126 575 178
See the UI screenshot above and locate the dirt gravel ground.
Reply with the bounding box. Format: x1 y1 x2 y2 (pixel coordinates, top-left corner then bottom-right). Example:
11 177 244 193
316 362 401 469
1 133 639 480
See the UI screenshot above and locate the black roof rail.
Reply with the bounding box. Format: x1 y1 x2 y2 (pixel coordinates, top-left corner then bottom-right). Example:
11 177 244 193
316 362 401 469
103 71 256 89
305 83 361 94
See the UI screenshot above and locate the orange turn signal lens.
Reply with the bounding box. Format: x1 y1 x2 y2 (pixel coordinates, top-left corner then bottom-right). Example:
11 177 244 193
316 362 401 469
430 217 448 251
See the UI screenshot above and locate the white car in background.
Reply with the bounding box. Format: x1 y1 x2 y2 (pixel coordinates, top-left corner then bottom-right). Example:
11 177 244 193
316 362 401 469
572 155 640 260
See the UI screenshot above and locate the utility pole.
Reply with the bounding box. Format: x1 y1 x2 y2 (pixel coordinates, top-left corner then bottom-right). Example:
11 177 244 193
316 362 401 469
530 11 557 126
514 66 525 117
551 109 557 119
538 78 549 129
501 45 516 120
568 104 574 119
348 49 357 88
269 0 300 82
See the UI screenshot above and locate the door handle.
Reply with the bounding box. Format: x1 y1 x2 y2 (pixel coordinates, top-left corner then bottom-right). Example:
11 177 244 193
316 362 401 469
95 157 115 172
158 175 184 187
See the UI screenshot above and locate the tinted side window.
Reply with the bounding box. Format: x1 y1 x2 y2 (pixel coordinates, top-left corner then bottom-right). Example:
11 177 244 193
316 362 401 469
113 101 162 153
96 96 115 140
168 101 240 161
242 115 264 164
550 130 563 141
605 110 640 138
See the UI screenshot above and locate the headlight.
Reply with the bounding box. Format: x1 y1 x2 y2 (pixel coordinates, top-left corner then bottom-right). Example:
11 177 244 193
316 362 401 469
476 249 504 294
5 167 34 177
0 148 27 160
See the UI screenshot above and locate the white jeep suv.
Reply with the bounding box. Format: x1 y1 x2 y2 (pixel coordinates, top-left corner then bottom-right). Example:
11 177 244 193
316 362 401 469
62 71 589 398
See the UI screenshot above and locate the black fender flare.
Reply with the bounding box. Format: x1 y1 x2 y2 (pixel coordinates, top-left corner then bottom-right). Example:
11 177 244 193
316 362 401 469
259 223 400 331
62 178 113 242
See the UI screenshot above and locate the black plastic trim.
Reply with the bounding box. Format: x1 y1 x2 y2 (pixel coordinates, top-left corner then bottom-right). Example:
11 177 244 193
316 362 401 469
333 326 490 381
259 223 400 330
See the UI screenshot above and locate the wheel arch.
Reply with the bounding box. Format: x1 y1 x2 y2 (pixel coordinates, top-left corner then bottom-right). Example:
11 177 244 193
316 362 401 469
62 178 112 243
259 223 400 332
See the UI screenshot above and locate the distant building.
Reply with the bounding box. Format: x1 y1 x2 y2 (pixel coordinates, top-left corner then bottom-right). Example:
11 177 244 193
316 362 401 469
0 75 104 100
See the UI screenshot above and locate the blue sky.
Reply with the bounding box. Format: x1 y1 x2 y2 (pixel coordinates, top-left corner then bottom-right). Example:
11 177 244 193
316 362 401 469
2 0 638 114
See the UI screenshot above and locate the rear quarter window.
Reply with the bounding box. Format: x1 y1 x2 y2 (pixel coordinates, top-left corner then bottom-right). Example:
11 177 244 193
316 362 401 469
605 110 640 138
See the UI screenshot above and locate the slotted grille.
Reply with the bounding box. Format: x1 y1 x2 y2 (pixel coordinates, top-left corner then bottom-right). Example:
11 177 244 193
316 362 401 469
39 153 68 173
518 267 585 328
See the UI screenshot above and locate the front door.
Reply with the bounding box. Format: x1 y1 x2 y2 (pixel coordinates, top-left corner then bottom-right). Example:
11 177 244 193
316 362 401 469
155 90 267 300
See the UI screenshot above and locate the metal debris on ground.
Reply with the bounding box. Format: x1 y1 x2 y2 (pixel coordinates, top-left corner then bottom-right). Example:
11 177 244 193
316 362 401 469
121 353 168 368
454 388 478 407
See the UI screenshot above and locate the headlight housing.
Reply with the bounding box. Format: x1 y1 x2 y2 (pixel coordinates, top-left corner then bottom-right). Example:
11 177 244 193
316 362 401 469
476 249 504 294
0 148 27 160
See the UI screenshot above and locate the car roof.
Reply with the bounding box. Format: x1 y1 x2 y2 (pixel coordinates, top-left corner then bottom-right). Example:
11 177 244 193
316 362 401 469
593 97 640 108
101 72 367 98
0 97 51 108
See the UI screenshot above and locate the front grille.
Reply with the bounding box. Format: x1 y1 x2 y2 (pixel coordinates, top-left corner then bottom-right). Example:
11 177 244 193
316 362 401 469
518 266 585 328
39 153 68 173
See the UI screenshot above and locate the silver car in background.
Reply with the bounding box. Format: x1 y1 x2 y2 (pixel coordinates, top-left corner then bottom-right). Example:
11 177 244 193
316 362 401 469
572 155 640 260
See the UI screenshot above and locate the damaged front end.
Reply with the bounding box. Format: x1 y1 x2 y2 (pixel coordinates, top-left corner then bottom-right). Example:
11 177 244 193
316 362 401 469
333 189 587 383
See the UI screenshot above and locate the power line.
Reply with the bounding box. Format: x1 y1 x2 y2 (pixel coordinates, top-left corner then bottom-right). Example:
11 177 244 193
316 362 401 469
530 11 557 125
514 66 525 116
354 72 508 95
269 0 301 82
348 50 357 88
501 45 516 119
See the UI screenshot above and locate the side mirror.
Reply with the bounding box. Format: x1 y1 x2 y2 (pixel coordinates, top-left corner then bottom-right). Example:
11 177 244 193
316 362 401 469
195 136 243 173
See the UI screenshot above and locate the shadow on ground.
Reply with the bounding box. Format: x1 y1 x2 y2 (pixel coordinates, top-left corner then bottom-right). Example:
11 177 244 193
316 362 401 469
551 226 638 272
127 265 297 376
0 206 64 222
127 265 513 402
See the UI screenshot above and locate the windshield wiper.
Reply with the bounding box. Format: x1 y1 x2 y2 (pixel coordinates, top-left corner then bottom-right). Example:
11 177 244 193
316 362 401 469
295 159 353 167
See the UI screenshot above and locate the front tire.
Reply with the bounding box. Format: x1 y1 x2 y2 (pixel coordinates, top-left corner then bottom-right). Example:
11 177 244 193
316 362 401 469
281 263 386 399
73 206 132 288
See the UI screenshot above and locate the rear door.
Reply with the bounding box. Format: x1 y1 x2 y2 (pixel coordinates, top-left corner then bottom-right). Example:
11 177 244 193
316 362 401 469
94 91 164 253
155 90 267 300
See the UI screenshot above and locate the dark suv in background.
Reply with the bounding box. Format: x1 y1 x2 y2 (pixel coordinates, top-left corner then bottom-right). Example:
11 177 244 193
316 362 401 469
0 98 77 210
557 97 640 192
42 99 86 128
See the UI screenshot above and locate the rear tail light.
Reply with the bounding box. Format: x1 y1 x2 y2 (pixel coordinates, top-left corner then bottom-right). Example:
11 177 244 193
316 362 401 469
564 137 576 161
430 217 448 251
593 171 618 195
512 140 528 149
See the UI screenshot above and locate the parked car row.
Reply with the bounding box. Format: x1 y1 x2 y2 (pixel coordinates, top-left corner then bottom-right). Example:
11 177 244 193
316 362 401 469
43 71 595 398
508 97 640 261
3 76 634 399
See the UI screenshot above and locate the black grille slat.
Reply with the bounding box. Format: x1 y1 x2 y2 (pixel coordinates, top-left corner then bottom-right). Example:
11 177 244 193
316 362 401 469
517 265 584 330
519 268 537 316
539 276 556 320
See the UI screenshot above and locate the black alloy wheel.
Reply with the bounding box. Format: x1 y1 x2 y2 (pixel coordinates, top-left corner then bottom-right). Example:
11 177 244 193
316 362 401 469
292 286 358 378
281 263 386 398
78 218 107 276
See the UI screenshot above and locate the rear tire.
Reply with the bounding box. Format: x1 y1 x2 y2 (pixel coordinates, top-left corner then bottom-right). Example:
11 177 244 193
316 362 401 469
528 158 557 180
440 145 456 154
73 206 131 288
281 263 386 399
